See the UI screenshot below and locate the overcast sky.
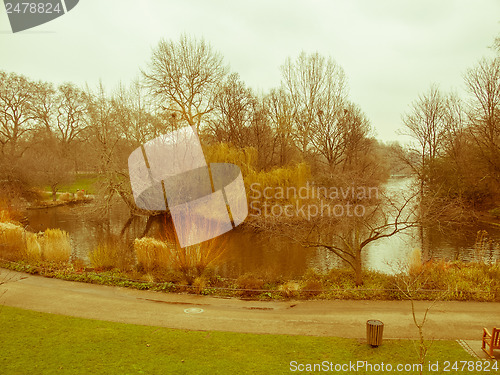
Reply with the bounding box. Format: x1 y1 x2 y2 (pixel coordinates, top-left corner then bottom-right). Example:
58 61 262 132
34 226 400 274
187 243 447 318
1 0 499 141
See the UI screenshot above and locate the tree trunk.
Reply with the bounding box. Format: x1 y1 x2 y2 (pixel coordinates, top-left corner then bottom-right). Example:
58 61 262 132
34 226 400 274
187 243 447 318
354 257 363 286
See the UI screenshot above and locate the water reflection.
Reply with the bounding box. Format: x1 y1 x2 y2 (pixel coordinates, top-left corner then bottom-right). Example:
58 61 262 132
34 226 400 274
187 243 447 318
25 183 500 278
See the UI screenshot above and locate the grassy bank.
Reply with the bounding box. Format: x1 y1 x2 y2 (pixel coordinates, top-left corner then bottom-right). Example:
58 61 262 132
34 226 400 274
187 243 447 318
1 259 499 302
0 305 479 375
1 214 499 302
40 173 98 196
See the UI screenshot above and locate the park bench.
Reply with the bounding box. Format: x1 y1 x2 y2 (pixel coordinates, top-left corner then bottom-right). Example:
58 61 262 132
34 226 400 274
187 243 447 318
482 327 500 359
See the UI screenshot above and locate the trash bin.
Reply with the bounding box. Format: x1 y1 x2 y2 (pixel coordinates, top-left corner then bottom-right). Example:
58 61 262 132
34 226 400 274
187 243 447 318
366 319 384 347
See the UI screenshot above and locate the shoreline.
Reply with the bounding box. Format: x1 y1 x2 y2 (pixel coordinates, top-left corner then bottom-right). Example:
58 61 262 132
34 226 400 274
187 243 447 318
1 258 498 303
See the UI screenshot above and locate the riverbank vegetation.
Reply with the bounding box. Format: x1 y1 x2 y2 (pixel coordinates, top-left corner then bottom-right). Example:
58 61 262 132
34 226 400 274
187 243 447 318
1 256 499 302
0 33 499 290
0 39 394 214
0 219 71 263
1 214 499 302
401 42 500 223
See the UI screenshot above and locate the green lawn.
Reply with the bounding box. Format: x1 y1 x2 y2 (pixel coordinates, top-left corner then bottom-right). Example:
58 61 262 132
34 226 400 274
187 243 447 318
41 174 99 196
0 305 484 375
59 174 98 194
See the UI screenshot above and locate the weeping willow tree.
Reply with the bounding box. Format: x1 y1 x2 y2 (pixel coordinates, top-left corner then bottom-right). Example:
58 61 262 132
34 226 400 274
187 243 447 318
203 142 258 177
204 142 311 212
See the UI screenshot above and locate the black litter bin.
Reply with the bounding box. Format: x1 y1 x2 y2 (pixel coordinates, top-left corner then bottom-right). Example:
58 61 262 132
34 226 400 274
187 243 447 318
366 319 384 347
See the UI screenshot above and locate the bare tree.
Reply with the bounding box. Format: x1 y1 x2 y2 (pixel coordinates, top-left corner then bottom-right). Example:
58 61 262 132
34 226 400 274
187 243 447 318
246 96 277 170
143 34 228 133
393 258 449 375
441 93 467 165
84 82 123 172
316 101 372 172
401 84 448 190
112 79 158 147
252 189 420 286
280 52 349 165
31 80 55 135
29 82 88 173
208 72 255 147
24 131 73 201
53 83 88 146
493 34 500 53
306 192 418 286
0 71 38 157
265 88 296 166
464 57 500 183
83 82 163 223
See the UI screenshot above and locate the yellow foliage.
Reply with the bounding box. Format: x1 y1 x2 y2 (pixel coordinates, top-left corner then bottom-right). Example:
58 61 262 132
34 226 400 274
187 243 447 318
0 210 11 223
0 222 26 261
204 143 257 177
249 162 309 187
408 248 422 275
0 223 71 263
204 142 312 208
89 242 122 270
134 237 171 272
246 162 311 207
160 215 228 280
192 276 208 294
41 228 71 263
169 238 226 278
25 233 42 262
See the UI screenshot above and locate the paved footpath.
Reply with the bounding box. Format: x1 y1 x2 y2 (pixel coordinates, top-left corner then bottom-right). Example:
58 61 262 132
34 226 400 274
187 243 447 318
1 268 499 342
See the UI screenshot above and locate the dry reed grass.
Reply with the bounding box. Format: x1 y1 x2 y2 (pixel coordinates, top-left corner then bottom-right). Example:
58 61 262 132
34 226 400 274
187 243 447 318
89 242 121 270
40 228 72 263
0 222 26 261
169 239 226 279
157 213 228 281
134 237 172 272
25 232 42 262
0 210 11 223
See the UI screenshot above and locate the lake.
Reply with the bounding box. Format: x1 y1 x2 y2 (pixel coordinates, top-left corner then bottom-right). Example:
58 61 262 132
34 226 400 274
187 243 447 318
25 178 500 278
